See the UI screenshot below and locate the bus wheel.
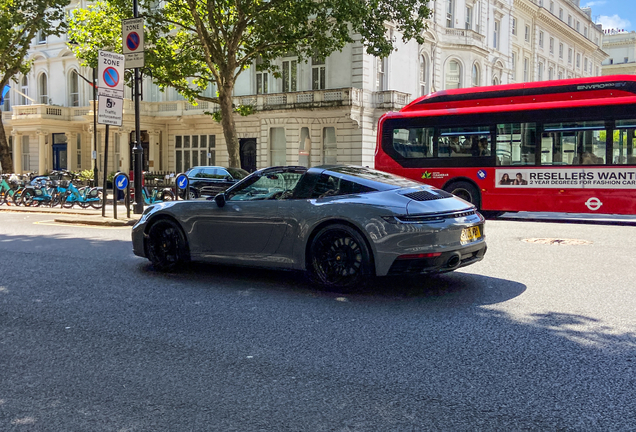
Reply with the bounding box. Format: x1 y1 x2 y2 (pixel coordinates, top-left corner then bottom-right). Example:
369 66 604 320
445 181 481 209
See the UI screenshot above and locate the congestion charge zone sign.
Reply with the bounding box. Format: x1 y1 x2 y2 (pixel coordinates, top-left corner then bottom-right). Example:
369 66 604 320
97 50 125 126
122 17 145 69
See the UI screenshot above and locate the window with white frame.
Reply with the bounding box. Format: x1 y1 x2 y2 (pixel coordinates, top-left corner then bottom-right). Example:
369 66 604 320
175 134 214 172
472 64 480 87
549 67 554 80
549 37 554 54
568 48 573 64
269 127 286 166
550 1 554 13
568 15 572 27
584 58 588 72
465 6 472 30
538 62 544 80
494 21 500 49
539 31 544 48
584 27 588 38
37 30 46 44
255 56 268 94
281 57 297 93
38 73 48 104
322 127 337 164
446 0 454 28
76 133 82 168
376 57 386 91
559 8 563 20
22 135 30 171
312 55 326 90
576 21 580 32
523 58 529 82
559 43 564 59
69 70 79 107
559 71 563 79
20 76 29 105
512 18 517 35
419 55 428 96
576 53 581 68
525 25 530 43
445 60 461 89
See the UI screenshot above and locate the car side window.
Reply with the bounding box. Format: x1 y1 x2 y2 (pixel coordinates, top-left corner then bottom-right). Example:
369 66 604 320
228 172 304 201
217 169 230 179
310 174 376 198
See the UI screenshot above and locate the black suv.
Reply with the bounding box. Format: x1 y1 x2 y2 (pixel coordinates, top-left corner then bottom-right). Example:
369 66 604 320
183 166 249 198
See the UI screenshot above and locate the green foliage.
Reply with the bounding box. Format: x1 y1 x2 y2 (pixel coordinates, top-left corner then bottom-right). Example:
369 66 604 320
0 0 71 173
67 0 431 167
205 105 253 123
74 169 95 183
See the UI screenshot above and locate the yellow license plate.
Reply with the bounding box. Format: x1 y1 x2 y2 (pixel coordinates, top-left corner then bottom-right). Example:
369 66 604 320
460 225 482 244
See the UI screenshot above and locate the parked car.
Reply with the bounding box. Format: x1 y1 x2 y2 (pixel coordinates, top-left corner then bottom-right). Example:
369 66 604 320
181 166 249 198
132 165 487 289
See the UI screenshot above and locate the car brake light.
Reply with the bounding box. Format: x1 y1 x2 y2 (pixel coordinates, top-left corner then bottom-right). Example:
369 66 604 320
396 252 442 260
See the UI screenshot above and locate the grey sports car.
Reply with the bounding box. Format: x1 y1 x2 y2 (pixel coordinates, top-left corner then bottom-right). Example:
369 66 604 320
132 165 487 289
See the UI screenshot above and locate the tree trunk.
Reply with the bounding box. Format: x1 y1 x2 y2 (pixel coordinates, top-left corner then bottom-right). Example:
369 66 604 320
0 113 14 173
218 80 241 169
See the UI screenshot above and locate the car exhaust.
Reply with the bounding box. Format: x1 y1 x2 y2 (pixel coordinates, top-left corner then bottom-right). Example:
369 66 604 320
446 252 462 270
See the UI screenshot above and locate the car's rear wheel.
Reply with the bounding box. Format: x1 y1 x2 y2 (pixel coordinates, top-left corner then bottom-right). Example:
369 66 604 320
147 219 189 271
188 189 198 200
444 181 481 209
309 224 371 290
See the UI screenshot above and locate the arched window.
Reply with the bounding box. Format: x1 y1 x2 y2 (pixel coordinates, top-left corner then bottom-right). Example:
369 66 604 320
492 76 500 85
38 73 48 104
445 60 461 89
69 70 79 107
472 64 480 87
419 55 428 96
20 76 29 105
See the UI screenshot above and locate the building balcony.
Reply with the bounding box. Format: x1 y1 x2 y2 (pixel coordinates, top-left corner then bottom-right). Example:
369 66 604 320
2 87 412 124
443 28 486 46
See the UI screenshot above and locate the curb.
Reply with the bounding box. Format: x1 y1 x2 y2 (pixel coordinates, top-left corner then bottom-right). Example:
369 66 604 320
53 217 137 227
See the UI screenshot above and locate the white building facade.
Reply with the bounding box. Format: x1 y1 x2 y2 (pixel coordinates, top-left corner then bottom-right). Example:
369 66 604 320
601 31 636 76
1 0 607 175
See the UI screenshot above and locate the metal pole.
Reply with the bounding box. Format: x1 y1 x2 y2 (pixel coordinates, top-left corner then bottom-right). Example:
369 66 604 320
132 0 144 214
93 68 99 188
102 124 109 217
113 172 118 220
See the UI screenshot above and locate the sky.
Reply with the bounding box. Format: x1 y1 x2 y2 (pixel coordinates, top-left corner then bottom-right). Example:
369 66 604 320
582 0 635 32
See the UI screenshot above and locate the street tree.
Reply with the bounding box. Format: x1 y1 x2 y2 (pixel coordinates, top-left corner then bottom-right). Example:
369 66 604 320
68 0 431 168
0 0 70 173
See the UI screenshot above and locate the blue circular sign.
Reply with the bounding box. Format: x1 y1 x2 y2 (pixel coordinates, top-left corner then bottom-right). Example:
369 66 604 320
127 32 140 51
176 174 189 189
114 174 129 190
477 169 487 180
103 67 120 88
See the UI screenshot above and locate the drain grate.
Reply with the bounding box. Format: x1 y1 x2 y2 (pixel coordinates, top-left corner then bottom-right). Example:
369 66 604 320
522 238 593 245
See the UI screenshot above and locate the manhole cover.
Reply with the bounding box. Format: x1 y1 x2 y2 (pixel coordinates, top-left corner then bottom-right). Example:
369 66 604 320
522 238 593 245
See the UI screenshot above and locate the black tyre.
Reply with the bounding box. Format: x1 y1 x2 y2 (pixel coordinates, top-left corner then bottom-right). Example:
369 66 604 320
90 189 104 209
0 190 6 206
11 189 23 206
62 192 75 208
21 190 35 207
444 181 481 209
146 219 189 272
188 189 198 200
309 224 372 290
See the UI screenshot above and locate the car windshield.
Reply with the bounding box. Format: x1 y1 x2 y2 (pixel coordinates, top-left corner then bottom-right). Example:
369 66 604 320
325 166 422 188
227 168 249 180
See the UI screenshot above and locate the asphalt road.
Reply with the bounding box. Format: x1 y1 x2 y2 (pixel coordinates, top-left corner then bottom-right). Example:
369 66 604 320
1 212 635 431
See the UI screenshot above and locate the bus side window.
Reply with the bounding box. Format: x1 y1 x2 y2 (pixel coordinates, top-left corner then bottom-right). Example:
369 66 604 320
496 123 536 165
391 127 433 158
542 121 606 166
613 122 636 165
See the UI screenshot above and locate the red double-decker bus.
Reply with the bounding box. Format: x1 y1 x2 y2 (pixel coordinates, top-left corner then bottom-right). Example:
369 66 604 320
375 75 636 216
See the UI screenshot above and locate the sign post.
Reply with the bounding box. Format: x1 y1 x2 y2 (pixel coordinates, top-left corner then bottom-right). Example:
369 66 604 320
97 50 125 127
175 173 189 200
114 172 130 219
124 5 145 214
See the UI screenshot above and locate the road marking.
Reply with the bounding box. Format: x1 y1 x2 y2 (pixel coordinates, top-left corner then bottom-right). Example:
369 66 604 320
33 220 131 229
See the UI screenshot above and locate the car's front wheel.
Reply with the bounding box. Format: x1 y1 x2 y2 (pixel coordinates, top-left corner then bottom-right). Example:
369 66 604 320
309 224 372 290
146 219 189 271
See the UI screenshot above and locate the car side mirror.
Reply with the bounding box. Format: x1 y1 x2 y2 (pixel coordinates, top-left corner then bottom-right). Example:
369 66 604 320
214 193 226 208
225 175 232 181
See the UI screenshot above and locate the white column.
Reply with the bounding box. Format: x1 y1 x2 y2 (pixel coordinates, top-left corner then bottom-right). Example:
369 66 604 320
12 131 22 174
67 132 77 172
120 128 131 175
37 130 47 175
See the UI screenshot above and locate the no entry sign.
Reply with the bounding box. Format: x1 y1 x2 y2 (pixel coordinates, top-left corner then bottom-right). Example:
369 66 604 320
123 18 145 69
97 51 125 98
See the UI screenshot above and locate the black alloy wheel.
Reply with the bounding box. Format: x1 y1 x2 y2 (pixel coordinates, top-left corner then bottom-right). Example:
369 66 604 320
310 224 371 290
444 181 481 209
147 219 189 272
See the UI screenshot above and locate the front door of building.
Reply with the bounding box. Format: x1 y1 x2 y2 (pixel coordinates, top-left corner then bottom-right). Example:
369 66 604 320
52 133 67 170
240 138 257 173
